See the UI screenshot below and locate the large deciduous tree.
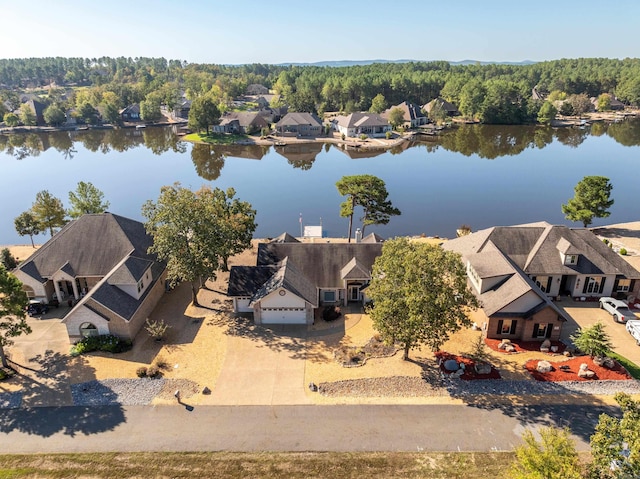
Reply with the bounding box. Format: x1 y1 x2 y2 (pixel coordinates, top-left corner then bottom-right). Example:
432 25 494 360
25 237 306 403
336 175 400 242
590 392 640 478
369 93 387 114
31 190 67 237
0 265 31 368
387 107 405 129
562 175 614 227
14 211 41 247
18 103 36 126
188 95 220 134
43 104 66 126
366 238 478 360
142 183 256 305
537 101 557 125
3 112 19 127
67 181 110 218
510 427 582 479
140 92 162 122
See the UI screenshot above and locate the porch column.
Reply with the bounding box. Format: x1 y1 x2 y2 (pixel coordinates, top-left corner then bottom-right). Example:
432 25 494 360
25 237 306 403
53 280 62 303
71 279 80 300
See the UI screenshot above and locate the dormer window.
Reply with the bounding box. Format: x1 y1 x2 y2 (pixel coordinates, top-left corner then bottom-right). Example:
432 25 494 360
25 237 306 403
565 254 578 265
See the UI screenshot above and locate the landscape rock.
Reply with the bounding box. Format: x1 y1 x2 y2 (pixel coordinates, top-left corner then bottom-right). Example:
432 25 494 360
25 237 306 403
505 345 516 352
202 386 211 395
474 362 492 375
578 368 596 379
537 360 553 373
540 339 551 353
593 356 605 367
603 358 617 369
444 359 459 371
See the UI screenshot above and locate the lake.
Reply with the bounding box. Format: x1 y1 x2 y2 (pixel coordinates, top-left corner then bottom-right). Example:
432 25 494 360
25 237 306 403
1 120 639 246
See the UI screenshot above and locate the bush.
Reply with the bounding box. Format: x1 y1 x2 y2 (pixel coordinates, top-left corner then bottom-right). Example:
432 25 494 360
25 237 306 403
620 248 628 255
0 369 6 380
70 334 132 356
146 365 160 378
136 367 148 378
385 131 392 140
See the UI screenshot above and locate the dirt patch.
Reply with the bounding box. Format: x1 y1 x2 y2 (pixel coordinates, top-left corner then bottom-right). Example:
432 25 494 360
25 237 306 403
333 336 399 367
435 351 501 380
525 356 631 382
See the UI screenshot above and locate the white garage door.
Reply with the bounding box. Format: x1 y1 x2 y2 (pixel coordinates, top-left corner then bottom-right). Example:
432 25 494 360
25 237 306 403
261 308 306 324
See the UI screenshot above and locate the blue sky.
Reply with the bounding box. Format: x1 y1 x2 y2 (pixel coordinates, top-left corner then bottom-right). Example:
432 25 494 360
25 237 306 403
1 0 638 64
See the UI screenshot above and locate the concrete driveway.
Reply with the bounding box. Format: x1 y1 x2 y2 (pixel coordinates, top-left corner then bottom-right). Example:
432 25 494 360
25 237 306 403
207 319 311 405
559 299 640 364
6 316 72 407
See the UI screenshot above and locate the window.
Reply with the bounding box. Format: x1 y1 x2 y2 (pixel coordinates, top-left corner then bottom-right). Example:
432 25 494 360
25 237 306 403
497 319 517 335
617 279 632 292
534 323 549 338
532 276 550 293
323 291 336 302
586 277 602 294
565 254 578 265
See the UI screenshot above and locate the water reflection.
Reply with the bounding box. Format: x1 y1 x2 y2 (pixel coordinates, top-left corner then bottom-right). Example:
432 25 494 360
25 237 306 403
1 119 640 167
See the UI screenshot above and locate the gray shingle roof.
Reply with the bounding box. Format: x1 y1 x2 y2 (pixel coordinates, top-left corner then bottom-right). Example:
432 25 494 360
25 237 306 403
333 112 389 128
270 233 300 243
227 265 278 297
340 257 372 280
16 213 156 282
275 112 322 128
108 257 153 285
256 242 383 289
249 257 318 307
361 233 385 243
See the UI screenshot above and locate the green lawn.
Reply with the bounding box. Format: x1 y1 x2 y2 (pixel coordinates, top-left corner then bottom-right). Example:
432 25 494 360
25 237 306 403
607 351 640 379
0 451 527 479
183 132 249 145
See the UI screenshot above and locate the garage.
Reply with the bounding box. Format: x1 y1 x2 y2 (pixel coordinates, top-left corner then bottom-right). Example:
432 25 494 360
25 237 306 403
260 307 306 324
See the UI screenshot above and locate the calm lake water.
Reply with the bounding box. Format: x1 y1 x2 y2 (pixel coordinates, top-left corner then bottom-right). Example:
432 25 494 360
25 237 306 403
1 120 639 245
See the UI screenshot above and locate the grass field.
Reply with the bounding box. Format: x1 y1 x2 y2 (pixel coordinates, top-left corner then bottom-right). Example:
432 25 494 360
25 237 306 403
608 351 640 379
183 132 249 144
0 451 534 479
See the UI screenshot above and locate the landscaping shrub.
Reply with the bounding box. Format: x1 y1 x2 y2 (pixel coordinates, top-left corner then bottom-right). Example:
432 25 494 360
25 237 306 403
620 248 627 255
146 365 160 378
136 367 148 378
70 334 132 356
0 369 6 380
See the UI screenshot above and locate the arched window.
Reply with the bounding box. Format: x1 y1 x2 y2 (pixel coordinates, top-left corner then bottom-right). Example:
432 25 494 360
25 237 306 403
22 285 35 299
80 322 99 338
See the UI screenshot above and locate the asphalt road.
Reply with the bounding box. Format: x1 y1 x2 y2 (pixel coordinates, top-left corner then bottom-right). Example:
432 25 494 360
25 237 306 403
0 403 617 453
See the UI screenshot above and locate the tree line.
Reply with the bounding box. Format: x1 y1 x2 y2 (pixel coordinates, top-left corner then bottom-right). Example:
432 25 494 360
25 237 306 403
2 57 640 128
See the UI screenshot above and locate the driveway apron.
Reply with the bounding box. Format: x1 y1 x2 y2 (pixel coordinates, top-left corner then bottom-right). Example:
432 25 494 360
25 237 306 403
208 324 311 405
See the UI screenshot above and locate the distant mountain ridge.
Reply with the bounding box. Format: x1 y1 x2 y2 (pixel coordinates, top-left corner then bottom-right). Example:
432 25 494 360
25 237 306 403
276 59 537 67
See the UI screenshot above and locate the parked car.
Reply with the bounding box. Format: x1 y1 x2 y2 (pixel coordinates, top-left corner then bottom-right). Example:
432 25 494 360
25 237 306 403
27 300 49 317
626 320 640 345
599 297 636 323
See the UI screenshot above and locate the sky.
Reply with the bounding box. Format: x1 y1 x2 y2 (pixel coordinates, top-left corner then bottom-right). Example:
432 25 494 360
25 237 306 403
1 0 638 64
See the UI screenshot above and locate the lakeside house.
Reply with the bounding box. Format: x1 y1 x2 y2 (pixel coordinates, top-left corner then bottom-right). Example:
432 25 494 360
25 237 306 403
444 222 640 342
382 101 428 128
216 111 269 134
13 213 167 342
246 84 269 95
119 104 141 122
275 112 323 137
423 98 460 117
331 112 391 138
228 233 384 324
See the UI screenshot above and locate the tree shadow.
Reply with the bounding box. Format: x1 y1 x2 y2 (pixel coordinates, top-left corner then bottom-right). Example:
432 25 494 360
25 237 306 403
0 351 126 437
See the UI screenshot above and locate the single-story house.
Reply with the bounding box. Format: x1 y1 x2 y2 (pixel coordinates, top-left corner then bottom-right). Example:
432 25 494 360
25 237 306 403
444 222 640 342
423 97 459 117
13 213 167 342
227 233 384 324
590 94 625 111
332 112 391 138
172 99 192 120
221 111 269 134
212 117 240 134
382 101 428 128
275 112 323 137
19 99 47 125
119 104 141 122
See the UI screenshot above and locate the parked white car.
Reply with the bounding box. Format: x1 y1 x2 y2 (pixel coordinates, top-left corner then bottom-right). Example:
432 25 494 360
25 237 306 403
600 297 637 323
626 320 640 345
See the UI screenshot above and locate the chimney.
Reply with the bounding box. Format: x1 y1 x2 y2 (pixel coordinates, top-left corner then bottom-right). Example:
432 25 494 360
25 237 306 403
355 228 362 243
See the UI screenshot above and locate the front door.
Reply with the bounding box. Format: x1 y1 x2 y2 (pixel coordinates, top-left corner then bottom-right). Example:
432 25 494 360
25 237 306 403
349 285 360 302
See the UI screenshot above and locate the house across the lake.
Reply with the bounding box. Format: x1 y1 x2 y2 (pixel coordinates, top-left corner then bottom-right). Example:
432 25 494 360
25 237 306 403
13 213 167 342
275 112 323 137
227 233 383 324
332 112 391 138
444 222 640 342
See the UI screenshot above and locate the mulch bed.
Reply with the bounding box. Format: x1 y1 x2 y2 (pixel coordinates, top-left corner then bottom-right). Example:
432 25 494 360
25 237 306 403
434 351 501 380
484 338 566 354
525 356 631 382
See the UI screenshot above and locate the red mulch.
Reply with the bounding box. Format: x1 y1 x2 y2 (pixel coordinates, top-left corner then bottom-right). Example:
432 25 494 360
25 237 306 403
434 351 501 380
525 356 631 382
484 338 566 354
